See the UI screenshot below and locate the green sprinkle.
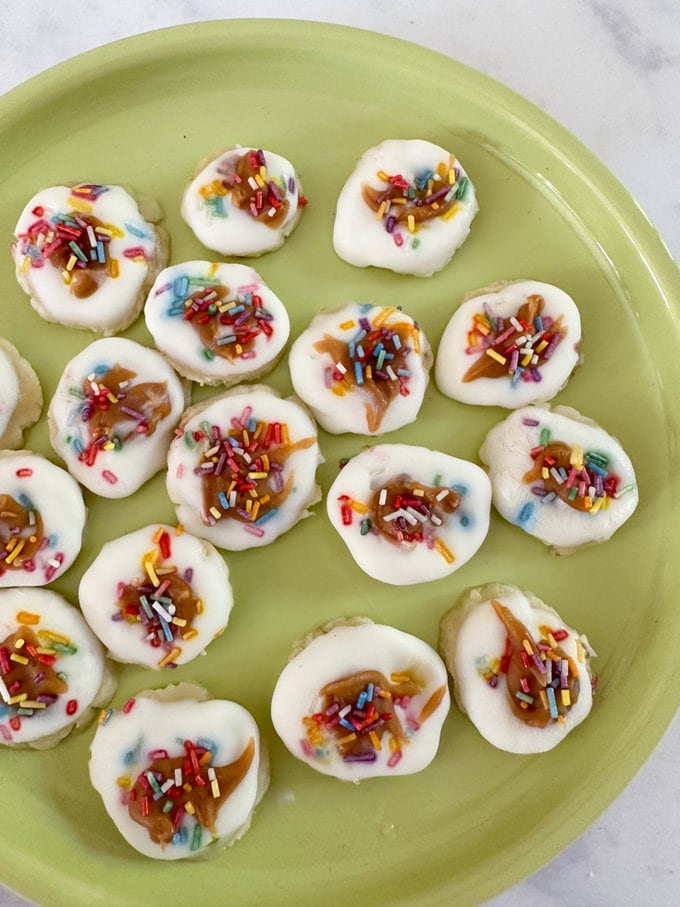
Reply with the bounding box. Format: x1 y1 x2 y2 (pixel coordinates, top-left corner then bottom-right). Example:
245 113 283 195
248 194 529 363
51 642 77 655
515 691 534 705
433 473 442 486
360 519 371 536
184 431 196 449
455 176 469 200
191 824 203 851
540 428 551 446
202 347 216 361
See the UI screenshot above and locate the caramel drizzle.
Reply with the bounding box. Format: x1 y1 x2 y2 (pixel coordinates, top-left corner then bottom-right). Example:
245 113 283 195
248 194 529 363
369 478 460 545
117 572 200 652
209 149 289 229
0 626 67 715
182 284 271 361
361 155 458 225
48 213 110 299
0 493 45 569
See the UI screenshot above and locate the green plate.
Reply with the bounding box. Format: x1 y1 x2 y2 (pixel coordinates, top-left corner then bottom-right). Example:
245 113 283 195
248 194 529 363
1 20 678 907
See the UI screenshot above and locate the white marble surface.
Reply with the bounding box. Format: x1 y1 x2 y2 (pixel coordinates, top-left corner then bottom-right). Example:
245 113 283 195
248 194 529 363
0 1 678 905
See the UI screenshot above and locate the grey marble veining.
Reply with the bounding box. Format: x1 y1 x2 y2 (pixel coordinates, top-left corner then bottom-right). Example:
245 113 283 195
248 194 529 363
0 2 678 906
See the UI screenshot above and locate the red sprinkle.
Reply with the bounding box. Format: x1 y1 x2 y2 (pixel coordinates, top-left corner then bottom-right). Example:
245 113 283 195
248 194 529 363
66 699 78 716
15 468 33 478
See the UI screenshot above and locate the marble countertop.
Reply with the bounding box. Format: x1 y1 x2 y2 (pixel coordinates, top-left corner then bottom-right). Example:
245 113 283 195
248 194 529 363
0 2 678 905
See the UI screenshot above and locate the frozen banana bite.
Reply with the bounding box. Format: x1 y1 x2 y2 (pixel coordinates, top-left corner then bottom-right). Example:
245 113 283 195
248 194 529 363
79 524 234 670
181 146 306 256
271 619 450 781
0 587 111 748
439 583 596 754
166 385 322 550
89 684 268 859
327 444 491 585
0 337 42 449
0 451 86 587
333 139 478 276
48 337 186 498
435 280 582 408
289 302 432 435
12 183 167 334
479 405 638 554
145 261 290 386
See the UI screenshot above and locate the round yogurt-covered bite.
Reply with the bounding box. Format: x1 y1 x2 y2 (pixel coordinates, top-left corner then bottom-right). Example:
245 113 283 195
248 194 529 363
166 385 322 550
333 138 478 277
48 337 186 499
271 619 450 781
289 302 432 435
0 451 86 587
89 684 269 859
480 405 639 554
435 280 582 408
79 524 234 670
0 337 42 449
12 183 168 334
0 587 112 748
327 444 492 585
181 146 306 257
145 261 290 386
440 583 596 754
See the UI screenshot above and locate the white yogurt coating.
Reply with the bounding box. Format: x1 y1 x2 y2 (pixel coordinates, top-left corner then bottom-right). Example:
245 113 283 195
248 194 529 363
48 337 187 499
288 302 432 435
166 385 322 550
271 620 450 781
0 450 86 587
79 524 233 670
0 337 43 449
0 587 109 747
181 146 305 257
327 444 492 585
435 280 582 408
145 261 290 386
89 685 268 859
479 405 638 553
12 184 167 334
439 583 595 754
333 139 478 277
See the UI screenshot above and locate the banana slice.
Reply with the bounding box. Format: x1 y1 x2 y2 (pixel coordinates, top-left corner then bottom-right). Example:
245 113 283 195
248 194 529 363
0 338 42 450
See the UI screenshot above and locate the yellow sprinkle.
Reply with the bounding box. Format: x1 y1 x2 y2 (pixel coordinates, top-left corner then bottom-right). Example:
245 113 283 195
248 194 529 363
108 258 120 278
542 467 550 480
152 527 164 544
337 732 356 745
590 496 605 514
575 639 586 664
376 169 389 181
282 423 289 445
442 203 459 221
412 488 425 497
339 319 356 330
485 348 506 365
209 506 221 519
5 539 26 564
182 629 199 641
254 173 265 188
376 200 387 221
14 638 25 649
61 270 72 285
569 445 584 468
67 196 92 214
369 731 382 751
436 161 447 178
66 254 77 271
521 352 534 367
547 633 558 649
377 690 392 699
211 779 221 798
95 226 113 237
409 326 422 354
20 700 47 709
390 673 411 684
38 629 70 645
21 256 31 272
250 501 261 522
434 537 455 564
175 524 185 536
391 196 406 205
546 650 560 663
16 611 40 626
245 499 253 514
117 776 131 788
185 802 196 816
373 306 396 327
36 646 56 656
103 441 115 451
144 560 160 587
259 494 271 505
199 751 213 766
448 168 456 184
158 647 181 667
365 364 372 380
196 599 204 615
103 223 125 239
536 339 548 353
253 422 264 440
183 783 193 793
388 736 399 753
407 214 415 234
561 689 571 707
172 617 187 628
247 471 268 479
331 385 346 396
583 496 593 511
8 692 28 703
567 657 580 678
351 499 369 515
539 690 549 710
522 639 534 656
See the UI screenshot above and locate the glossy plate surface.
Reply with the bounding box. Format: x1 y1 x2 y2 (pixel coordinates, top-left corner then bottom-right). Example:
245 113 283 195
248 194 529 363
0 20 678 907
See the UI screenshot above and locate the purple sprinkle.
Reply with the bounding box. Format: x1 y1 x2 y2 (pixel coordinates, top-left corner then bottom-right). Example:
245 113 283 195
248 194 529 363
531 369 542 382
359 317 371 331
374 369 389 381
268 180 282 201
522 418 540 426
288 176 296 194
386 216 396 234
531 485 548 497
343 752 377 763
120 405 145 420
489 674 499 688
424 185 450 205
256 149 266 166
184 568 193 583
111 613 125 622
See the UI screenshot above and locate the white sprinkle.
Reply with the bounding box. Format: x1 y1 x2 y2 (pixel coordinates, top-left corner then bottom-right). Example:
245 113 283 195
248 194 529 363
160 779 174 793
174 768 182 786
339 705 351 718
335 362 347 375
386 365 397 380
435 489 449 501
549 468 564 485
0 677 10 703
406 506 427 523
152 601 172 623
430 514 443 526
379 488 387 506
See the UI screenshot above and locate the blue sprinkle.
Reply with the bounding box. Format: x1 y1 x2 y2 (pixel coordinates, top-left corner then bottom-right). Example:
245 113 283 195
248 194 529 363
356 344 365 359
396 368 411 377
349 342 355 358
227 436 239 448
366 683 374 701
372 342 384 358
173 275 190 297
124 222 149 239
359 303 372 313
339 717 355 731
546 686 559 719
96 241 106 263
451 484 468 496
534 316 544 332
197 737 217 753
229 304 245 316
93 363 110 375
511 367 524 387
357 691 367 709
218 491 229 509
459 514 471 528
353 329 367 345
248 418 257 432
354 361 364 385
587 462 608 478
17 493 36 511
255 507 278 525
518 502 535 523
216 335 236 346
392 334 401 350
542 492 557 503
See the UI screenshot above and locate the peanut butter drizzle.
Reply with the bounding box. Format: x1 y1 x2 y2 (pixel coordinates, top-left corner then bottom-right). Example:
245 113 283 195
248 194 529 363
186 284 263 361
314 326 412 433
369 478 460 545
0 626 67 705
128 737 255 847
118 572 200 638
463 295 565 382
199 424 316 526
0 494 45 568
419 684 448 724
522 441 591 512
492 600 578 729
83 364 171 447
361 156 457 223
222 150 289 229
321 670 419 756
49 214 108 299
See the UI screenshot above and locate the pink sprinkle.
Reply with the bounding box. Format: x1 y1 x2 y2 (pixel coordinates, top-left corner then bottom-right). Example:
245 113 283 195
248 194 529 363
22 559 36 573
102 470 118 484
122 246 148 259
148 748 168 760
0 725 11 742
300 739 312 757
244 525 265 538
237 283 259 294
123 698 136 714
176 464 183 478
393 232 404 247
387 750 403 768
406 716 420 732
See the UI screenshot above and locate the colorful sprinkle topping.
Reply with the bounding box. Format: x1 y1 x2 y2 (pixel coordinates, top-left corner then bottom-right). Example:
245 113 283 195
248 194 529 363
362 157 465 249
522 425 626 514
161 276 275 361
314 308 420 432
0 493 45 573
476 600 581 728
114 527 200 668
301 669 445 767
125 736 254 848
185 407 315 529
69 363 171 466
199 149 305 227
463 294 566 386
